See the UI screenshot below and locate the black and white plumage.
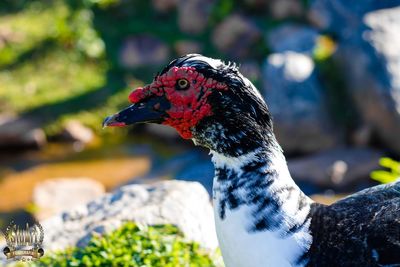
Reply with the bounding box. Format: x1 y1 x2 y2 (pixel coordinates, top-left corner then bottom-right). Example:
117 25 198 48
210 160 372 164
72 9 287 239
306 184 400 266
104 54 400 267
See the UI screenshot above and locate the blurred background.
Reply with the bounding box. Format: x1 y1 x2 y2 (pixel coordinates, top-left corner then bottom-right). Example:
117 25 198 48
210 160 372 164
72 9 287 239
0 0 400 238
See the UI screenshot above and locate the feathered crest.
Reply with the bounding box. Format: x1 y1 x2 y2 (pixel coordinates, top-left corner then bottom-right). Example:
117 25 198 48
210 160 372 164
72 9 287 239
156 54 246 91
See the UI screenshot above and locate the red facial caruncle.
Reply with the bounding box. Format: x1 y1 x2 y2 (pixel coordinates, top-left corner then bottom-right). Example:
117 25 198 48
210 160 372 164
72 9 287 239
128 66 228 139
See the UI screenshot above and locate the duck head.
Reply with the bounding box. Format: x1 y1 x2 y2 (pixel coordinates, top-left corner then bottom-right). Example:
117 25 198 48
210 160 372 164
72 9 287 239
103 54 275 157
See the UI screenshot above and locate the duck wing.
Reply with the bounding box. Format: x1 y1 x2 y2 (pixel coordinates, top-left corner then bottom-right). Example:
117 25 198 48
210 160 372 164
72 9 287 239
304 181 400 267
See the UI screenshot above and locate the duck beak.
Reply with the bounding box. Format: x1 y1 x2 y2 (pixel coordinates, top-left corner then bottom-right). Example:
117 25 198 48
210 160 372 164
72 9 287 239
102 96 170 128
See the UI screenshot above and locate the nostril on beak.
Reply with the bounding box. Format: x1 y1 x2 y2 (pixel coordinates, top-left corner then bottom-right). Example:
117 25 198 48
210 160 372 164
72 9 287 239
153 103 161 110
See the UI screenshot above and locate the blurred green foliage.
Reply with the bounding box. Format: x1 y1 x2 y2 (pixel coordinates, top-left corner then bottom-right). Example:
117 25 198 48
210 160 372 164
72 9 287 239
0 0 130 135
34 222 222 267
0 48 105 112
0 0 269 137
371 158 400 184
0 0 338 139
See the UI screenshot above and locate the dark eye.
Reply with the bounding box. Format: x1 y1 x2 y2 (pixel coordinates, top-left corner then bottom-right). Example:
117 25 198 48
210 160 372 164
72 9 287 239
176 79 189 90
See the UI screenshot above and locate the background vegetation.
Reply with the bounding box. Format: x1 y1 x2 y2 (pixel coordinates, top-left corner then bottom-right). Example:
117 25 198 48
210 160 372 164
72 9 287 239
1 0 399 266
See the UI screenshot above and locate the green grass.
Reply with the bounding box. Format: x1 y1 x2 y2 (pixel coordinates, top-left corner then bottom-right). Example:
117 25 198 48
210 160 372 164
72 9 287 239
43 85 136 135
0 2 68 67
34 222 222 267
0 0 107 115
0 47 106 113
0 0 128 136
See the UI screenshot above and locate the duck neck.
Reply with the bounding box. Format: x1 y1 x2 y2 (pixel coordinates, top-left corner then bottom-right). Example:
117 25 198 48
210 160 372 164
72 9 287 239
211 141 313 232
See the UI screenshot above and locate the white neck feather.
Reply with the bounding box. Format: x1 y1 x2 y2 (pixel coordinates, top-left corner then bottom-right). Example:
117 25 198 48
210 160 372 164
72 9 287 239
211 147 313 267
211 148 263 174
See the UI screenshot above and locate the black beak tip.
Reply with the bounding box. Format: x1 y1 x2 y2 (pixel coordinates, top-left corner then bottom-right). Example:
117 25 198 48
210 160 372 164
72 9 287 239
102 114 126 128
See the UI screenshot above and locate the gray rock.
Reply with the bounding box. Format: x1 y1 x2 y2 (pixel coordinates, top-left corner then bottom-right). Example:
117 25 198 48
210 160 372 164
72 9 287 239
334 7 400 153
288 148 383 188
152 0 178 13
351 125 373 147
262 52 339 153
308 0 400 38
0 113 46 148
212 14 261 59
266 24 319 55
41 181 218 252
308 1 400 153
267 0 304 19
60 120 94 144
33 178 105 221
119 35 170 69
178 0 214 34
241 0 303 18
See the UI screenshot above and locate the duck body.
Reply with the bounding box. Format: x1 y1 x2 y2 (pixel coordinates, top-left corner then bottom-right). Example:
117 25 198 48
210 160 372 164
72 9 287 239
103 54 400 267
306 182 400 267
212 147 400 266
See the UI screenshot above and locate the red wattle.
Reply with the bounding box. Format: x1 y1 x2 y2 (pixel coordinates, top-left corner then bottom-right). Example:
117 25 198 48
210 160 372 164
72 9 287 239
126 66 228 139
129 87 146 103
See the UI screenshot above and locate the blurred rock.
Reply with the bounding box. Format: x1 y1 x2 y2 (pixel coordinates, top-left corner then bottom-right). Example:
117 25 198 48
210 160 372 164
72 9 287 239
288 148 383 189
212 14 261 59
334 7 400 154
308 1 400 154
42 181 217 251
60 120 94 144
178 0 214 34
267 0 304 19
266 24 319 54
351 125 373 147
0 113 46 149
119 35 170 68
152 0 178 13
174 40 202 55
262 52 339 153
308 0 400 37
33 178 105 221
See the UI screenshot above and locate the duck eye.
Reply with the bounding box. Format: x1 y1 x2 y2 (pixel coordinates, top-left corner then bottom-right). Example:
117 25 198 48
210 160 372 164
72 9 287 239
176 79 189 90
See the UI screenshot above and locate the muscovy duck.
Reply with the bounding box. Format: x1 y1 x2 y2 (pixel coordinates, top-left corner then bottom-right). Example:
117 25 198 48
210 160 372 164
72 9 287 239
103 54 400 267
